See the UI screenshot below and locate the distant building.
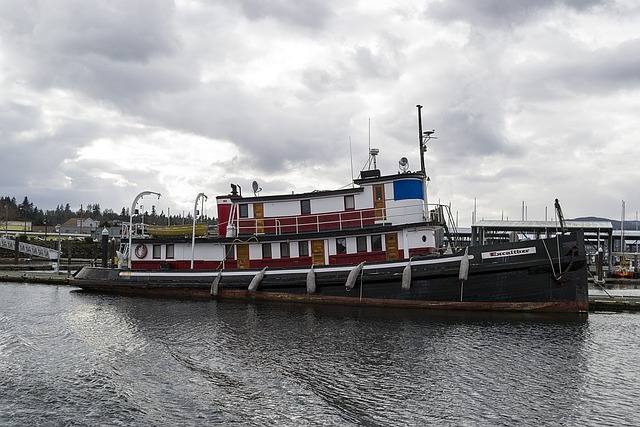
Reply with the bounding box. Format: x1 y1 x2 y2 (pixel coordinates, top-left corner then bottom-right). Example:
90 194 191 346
1 220 32 234
59 217 100 238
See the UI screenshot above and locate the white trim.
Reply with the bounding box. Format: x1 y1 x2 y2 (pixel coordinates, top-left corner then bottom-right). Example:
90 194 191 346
120 254 475 279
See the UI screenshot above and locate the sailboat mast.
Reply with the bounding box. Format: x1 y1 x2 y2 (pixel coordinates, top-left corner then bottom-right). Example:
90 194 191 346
621 200 626 254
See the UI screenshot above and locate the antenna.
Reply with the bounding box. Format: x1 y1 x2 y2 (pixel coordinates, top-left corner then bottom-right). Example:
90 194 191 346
368 118 371 154
252 180 262 196
349 137 354 188
369 148 379 170
416 105 436 175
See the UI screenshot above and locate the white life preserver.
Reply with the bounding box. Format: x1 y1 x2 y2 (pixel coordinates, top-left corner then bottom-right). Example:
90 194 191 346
134 244 148 259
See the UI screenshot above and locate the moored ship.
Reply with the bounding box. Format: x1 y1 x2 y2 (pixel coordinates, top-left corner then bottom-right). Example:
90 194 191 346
73 106 588 312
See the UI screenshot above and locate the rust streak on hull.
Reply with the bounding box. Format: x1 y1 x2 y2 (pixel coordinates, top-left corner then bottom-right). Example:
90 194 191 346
73 284 588 313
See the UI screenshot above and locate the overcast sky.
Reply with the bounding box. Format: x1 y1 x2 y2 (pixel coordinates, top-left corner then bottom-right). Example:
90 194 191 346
1 0 639 226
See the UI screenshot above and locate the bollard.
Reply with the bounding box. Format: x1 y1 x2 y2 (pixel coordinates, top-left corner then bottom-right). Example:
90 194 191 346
101 228 109 268
14 234 19 264
596 248 604 282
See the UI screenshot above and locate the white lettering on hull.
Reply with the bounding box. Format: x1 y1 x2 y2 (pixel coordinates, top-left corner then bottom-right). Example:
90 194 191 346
481 247 536 259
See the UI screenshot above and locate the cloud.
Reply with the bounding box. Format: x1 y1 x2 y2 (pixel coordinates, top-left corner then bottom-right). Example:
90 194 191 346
426 0 607 28
0 0 639 225
233 0 333 29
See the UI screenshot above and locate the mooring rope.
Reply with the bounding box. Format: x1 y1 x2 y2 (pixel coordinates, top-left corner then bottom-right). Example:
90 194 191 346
542 237 578 282
587 270 612 298
541 238 559 278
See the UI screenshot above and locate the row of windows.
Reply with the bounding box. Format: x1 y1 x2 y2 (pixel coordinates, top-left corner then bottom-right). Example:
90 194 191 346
238 195 356 218
225 235 383 260
148 234 384 261
336 235 382 255
152 244 174 259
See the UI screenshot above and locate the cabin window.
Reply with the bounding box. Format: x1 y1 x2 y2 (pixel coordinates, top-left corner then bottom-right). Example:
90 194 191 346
152 244 161 259
166 244 174 259
301 199 311 215
374 185 384 202
356 236 367 253
225 244 235 260
371 234 382 251
280 242 290 258
336 238 347 255
298 241 309 257
344 195 355 211
262 243 272 259
239 204 249 218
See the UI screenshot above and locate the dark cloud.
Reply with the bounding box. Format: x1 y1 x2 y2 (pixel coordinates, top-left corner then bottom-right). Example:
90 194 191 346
234 0 332 29
548 38 640 95
34 0 178 63
426 0 607 28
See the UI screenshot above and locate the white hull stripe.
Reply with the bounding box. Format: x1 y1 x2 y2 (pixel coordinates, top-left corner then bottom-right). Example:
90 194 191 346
120 255 476 279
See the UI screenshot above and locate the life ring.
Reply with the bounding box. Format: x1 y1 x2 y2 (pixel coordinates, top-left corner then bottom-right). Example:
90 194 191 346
134 244 148 259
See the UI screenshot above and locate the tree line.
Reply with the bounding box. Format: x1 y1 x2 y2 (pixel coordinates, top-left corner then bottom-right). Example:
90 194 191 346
1 196 214 228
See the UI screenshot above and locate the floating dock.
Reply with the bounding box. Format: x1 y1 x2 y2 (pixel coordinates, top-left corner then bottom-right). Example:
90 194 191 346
589 295 640 312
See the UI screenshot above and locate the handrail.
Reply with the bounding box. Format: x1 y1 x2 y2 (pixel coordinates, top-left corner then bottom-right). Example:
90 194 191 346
231 202 456 236
0 236 59 260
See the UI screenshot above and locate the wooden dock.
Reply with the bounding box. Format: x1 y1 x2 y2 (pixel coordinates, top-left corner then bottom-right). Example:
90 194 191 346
589 295 640 312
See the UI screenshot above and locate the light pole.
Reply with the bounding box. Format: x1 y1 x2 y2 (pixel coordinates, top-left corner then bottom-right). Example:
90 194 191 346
67 236 72 277
128 191 161 268
191 192 207 269
111 237 116 267
55 224 61 273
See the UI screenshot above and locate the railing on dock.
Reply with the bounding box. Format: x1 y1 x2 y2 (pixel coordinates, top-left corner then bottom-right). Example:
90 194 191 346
0 236 59 260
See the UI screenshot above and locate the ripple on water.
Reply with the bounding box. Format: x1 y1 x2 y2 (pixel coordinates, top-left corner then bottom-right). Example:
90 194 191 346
3 284 640 426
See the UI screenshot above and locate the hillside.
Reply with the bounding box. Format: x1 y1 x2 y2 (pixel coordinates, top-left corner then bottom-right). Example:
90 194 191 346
573 217 640 231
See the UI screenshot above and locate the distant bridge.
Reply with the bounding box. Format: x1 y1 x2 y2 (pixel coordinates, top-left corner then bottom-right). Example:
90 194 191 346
0 236 59 260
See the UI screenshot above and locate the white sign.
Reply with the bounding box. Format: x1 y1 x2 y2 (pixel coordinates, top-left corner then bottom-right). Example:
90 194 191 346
481 247 537 259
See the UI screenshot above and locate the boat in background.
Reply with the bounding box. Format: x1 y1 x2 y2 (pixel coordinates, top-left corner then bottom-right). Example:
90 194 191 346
73 106 589 312
611 201 635 279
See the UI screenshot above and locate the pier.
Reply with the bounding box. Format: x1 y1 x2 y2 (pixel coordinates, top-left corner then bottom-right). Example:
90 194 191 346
589 296 640 312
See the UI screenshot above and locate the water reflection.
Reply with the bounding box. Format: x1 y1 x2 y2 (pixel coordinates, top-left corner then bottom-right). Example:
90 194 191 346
5 283 640 426
68 292 590 425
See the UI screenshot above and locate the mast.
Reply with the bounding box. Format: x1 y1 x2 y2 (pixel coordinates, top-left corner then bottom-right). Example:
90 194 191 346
621 200 626 257
417 105 425 174
416 105 434 218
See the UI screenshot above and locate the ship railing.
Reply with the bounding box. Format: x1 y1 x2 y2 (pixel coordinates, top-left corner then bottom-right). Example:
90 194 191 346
120 222 150 239
233 202 430 236
427 204 462 251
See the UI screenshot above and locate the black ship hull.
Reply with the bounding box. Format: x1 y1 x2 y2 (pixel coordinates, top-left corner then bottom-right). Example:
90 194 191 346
73 232 588 312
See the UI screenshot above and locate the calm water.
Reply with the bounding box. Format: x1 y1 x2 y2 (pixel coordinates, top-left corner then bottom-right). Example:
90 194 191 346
2 283 640 426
